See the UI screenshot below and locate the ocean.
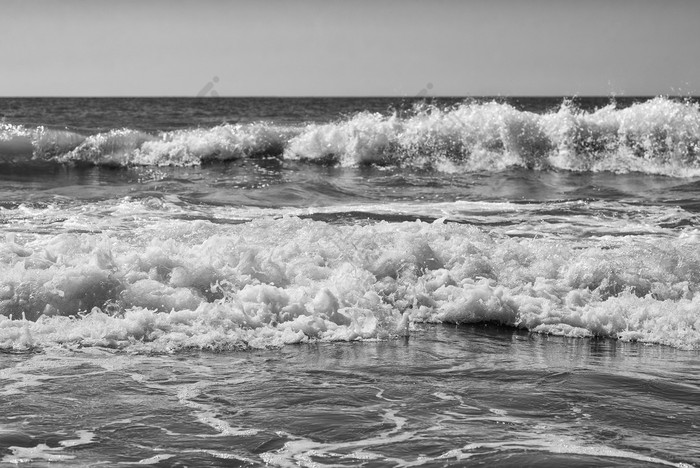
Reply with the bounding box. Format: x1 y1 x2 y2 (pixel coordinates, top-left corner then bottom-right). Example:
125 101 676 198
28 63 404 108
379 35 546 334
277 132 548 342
0 96 698 467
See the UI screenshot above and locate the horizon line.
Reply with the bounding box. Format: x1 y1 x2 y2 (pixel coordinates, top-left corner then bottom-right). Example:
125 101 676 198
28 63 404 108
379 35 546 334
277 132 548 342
1 94 696 99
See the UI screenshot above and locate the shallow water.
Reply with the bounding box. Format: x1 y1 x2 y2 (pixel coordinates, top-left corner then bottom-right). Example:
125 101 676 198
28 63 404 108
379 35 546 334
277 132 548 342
1 325 698 467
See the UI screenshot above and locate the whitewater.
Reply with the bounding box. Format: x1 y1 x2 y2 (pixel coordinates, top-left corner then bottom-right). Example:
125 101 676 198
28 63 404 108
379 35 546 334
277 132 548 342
0 96 698 467
1 97 699 176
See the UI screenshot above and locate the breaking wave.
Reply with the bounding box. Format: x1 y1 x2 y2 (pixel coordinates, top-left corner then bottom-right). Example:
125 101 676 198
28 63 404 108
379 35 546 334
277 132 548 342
0 205 698 351
1 97 700 176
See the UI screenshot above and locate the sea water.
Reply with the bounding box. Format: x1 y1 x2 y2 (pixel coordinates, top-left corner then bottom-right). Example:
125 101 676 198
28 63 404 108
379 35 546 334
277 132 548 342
0 96 698 467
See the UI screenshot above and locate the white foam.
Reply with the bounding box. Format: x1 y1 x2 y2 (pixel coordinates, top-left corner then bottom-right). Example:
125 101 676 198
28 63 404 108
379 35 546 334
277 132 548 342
134 123 292 165
282 97 700 176
64 128 155 165
176 382 259 436
1 430 94 465
4 98 699 175
0 202 699 351
438 436 693 467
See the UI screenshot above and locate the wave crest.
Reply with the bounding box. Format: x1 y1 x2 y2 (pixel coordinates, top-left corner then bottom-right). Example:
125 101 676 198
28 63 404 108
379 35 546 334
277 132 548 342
1 97 699 176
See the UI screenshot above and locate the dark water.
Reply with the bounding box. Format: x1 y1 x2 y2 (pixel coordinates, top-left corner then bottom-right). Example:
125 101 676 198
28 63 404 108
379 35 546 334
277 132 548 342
2 326 698 467
0 97 698 466
0 96 656 130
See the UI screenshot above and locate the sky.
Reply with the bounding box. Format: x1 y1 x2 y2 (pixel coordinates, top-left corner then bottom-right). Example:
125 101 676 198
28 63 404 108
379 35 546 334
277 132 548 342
1 0 699 97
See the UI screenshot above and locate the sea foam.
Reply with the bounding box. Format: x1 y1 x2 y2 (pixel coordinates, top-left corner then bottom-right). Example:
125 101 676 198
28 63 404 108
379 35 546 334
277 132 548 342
0 204 698 351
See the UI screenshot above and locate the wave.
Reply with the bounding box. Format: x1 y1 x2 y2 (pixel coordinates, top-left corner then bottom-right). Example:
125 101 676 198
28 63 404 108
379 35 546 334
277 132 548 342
1 97 699 175
0 207 698 351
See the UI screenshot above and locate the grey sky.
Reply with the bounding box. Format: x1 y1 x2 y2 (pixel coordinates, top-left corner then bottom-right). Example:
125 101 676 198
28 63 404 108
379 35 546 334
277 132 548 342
1 0 698 96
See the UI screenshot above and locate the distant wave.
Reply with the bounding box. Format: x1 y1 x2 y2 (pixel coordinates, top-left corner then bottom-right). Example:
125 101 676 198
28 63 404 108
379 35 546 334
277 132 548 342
2 97 699 176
